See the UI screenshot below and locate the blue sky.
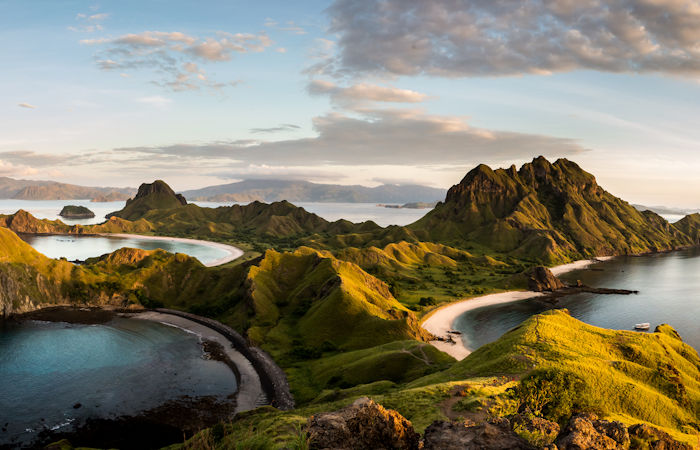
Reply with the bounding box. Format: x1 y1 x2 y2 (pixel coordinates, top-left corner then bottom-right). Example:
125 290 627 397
4 0 700 207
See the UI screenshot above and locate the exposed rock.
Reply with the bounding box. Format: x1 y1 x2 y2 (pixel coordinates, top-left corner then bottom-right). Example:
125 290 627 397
106 180 187 220
628 424 693 450
423 418 535 450
131 180 187 206
555 414 630 449
307 397 419 450
527 266 566 292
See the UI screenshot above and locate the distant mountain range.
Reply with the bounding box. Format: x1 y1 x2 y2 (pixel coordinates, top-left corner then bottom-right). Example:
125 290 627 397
0 176 445 204
181 179 446 203
0 177 134 201
632 204 696 217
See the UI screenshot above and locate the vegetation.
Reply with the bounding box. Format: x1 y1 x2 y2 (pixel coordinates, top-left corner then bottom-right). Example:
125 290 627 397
5 159 700 448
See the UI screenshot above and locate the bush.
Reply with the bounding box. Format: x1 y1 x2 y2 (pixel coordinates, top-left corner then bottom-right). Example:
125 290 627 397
419 296 437 306
515 369 591 425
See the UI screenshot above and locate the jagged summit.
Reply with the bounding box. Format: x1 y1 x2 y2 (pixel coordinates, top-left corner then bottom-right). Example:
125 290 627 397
411 156 692 263
106 180 187 220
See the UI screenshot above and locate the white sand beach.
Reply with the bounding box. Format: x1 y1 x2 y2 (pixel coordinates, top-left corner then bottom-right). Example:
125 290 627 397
128 311 265 413
421 257 614 360
104 234 244 267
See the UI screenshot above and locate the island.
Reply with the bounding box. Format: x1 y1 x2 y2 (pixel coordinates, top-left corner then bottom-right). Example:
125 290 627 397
58 205 95 219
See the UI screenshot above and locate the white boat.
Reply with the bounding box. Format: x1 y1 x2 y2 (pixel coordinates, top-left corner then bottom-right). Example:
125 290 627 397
634 323 650 330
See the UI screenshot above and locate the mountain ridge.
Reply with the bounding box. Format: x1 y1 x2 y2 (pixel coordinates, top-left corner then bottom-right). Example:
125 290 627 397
181 179 446 203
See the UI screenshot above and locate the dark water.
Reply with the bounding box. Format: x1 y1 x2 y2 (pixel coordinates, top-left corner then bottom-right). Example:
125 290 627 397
19 234 229 265
454 248 700 352
0 318 237 447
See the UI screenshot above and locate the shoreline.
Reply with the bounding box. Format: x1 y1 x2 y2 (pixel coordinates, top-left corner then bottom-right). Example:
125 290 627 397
421 256 614 360
100 233 244 267
126 311 265 414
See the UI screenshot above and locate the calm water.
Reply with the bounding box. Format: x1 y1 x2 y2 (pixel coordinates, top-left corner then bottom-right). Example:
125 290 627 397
19 234 230 264
454 248 700 352
0 199 431 228
0 318 236 447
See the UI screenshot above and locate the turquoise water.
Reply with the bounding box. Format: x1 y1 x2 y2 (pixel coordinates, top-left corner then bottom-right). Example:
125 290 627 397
453 248 700 352
0 318 237 447
19 234 229 265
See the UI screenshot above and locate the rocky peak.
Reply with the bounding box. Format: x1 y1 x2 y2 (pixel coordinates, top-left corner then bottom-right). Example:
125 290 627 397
128 180 186 207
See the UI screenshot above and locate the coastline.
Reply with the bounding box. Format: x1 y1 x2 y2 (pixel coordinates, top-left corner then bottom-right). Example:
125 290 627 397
421 256 614 360
126 311 265 413
102 233 244 267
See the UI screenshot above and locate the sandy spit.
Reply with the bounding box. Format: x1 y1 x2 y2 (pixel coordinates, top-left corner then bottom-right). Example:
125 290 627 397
103 234 244 267
421 257 614 360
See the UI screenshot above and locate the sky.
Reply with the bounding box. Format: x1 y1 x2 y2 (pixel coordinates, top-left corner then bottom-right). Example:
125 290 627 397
4 0 700 207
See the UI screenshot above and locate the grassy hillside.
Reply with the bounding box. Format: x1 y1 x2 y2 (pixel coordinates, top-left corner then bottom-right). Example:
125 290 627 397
0 228 448 403
410 157 694 264
175 310 700 448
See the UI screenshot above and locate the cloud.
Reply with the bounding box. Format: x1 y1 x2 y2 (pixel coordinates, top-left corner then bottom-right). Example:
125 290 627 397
0 160 38 177
69 12 108 33
308 80 427 106
264 18 307 35
326 0 700 78
135 96 173 108
114 108 587 166
82 30 272 91
250 123 301 134
17 103 36 109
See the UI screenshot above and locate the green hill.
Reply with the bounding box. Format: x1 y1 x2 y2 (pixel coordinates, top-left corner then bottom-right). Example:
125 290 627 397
177 310 700 448
106 180 187 220
409 157 693 264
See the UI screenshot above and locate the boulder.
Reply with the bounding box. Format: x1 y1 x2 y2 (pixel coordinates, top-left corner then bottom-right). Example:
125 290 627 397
555 414 630 449
628 424 693 450
423 418 535 450
526 266 566 292
307 397 419 450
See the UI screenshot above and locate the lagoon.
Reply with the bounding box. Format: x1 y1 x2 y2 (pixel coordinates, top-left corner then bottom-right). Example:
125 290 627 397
453 248 700 352
0 317 237 447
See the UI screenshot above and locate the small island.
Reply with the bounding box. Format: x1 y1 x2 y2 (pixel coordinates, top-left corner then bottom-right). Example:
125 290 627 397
59 205 95 219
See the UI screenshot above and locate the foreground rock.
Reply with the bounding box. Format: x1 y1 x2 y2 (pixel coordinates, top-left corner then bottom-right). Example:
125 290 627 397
59 205 95 219
307 397 419 450
423 418 534 450
526 266 566 292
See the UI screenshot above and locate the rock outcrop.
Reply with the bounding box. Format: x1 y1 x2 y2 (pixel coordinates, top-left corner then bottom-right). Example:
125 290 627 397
423 418 535 450
627 424 693 450
526 266 566 292
307 397 419 450
59 205 95 219
106 180 187 220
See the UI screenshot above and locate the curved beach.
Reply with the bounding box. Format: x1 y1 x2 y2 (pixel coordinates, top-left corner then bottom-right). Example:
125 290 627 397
422 257 614 360
128 311 265 413
103 234 244 267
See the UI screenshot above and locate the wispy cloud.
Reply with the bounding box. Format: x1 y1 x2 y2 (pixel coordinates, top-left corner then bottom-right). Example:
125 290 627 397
81 30 272 91
135 96 173 108
69 12 109 33
250 123 301 134
308 80 427 107
17 103 36 109
113 108 587 167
